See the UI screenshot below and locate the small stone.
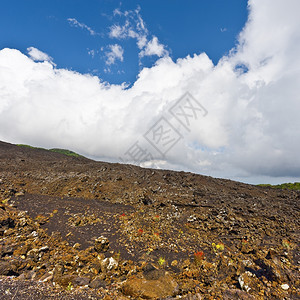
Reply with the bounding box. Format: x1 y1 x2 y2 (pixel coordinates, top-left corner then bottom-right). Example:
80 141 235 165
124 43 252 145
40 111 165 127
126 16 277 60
101 257 118 271
266 248 278 260
39 272 53 282
73 276 90 286
39 246 49 252
171 260 178 267
89 277 106 289
55 274 77 287
15 192 25 197
238 272 254 292
53 263 65 280
281 283 289 290
27 248 39 261
18 218 27 227
94 236 109 253
1 245 14 256
73 243 81 249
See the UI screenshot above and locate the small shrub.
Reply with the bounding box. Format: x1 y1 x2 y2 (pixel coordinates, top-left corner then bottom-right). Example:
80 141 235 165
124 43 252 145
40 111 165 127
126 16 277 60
212 242 225 252
194 251 204 264
282 240 291 249
158 257 166 266
67 282 73 291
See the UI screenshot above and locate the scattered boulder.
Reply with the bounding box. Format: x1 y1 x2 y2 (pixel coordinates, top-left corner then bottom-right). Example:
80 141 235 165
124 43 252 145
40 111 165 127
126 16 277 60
101 257 118 271
223 289 256 300
122 274 178 299
143 264 165 280
94 236 109 253
238 271 260 293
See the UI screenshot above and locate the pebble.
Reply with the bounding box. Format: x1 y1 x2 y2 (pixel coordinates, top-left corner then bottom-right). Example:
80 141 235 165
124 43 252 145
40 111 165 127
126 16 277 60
281 283 289 290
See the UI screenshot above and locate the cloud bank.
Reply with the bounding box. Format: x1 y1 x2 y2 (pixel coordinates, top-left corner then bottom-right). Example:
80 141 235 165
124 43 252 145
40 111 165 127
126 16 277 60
0 0 300 184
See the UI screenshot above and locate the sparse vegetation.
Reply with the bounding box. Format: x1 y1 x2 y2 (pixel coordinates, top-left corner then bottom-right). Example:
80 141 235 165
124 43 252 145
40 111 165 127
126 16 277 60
212 242 224 252
17 144 46 150
49 148 82 157
17 144 83 158
158 256 166 266
194 251 204 264
67 282 73 291
258 182 300 191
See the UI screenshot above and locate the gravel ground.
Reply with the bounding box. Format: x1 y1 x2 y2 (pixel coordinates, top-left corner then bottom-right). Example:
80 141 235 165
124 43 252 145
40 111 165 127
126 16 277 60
0 276 103 299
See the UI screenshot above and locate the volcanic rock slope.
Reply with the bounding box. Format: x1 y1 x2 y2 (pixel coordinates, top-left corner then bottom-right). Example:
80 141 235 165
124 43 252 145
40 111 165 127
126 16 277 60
0 140 299 299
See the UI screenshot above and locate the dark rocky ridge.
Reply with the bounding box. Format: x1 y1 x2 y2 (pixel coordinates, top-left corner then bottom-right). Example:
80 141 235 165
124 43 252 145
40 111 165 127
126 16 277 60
0 140 299 299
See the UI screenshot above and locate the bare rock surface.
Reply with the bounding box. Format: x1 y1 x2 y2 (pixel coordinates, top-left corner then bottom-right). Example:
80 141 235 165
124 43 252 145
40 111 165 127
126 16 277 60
0 140 299 299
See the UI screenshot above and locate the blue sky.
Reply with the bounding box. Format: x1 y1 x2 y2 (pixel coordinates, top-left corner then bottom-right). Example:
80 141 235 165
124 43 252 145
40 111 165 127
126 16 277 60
1 0 300 185
0 0 248 85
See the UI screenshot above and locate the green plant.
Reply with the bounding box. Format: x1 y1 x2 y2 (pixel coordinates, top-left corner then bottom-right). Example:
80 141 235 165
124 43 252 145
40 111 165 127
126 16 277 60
67 282 73 291
158 257 166 266
212 242 225 252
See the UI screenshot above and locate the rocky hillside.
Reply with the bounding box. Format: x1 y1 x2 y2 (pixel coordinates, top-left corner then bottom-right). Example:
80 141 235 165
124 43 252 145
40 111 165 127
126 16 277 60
0 140 299 299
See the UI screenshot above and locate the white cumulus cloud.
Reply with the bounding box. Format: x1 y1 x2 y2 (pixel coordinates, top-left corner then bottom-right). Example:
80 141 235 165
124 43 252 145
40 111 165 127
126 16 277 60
0 0 300 184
